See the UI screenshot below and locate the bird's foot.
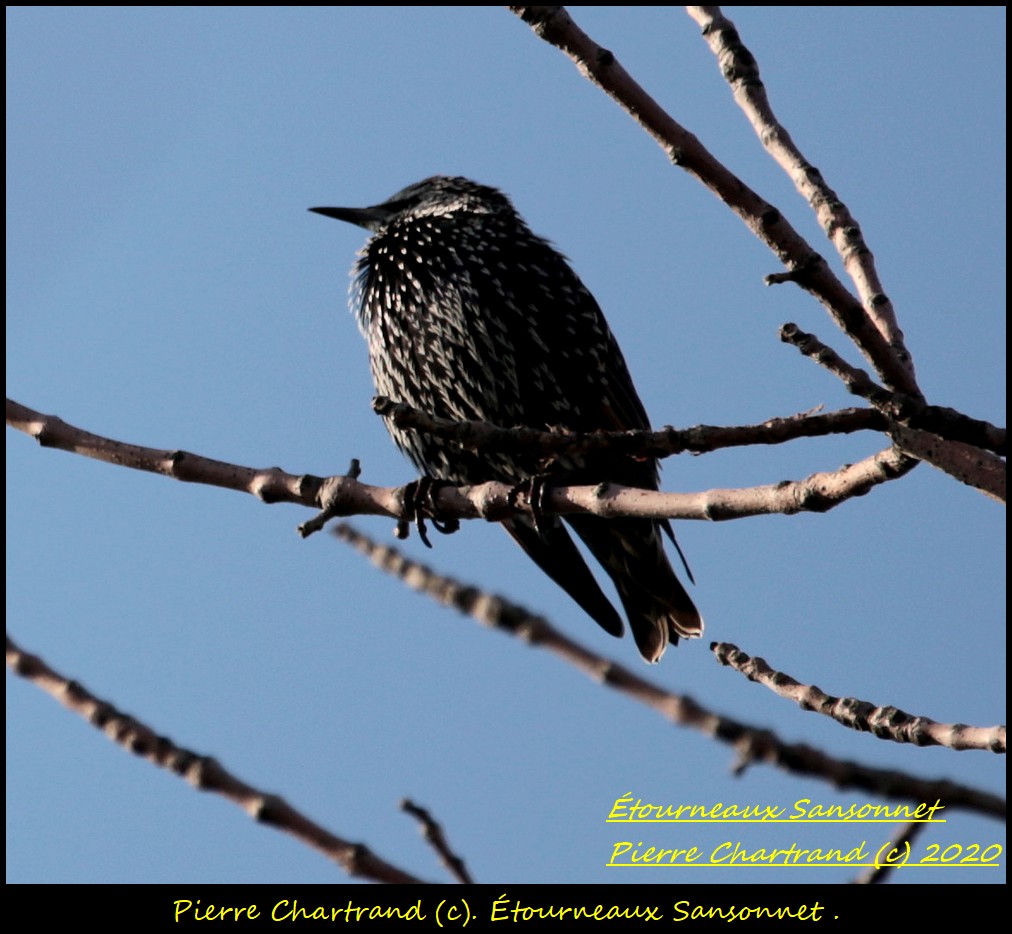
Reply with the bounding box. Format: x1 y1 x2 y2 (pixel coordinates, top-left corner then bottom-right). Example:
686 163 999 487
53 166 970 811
507 474 552 536
397 477 460 548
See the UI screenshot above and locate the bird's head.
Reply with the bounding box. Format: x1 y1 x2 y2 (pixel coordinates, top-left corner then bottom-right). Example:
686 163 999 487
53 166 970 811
310 176 513 232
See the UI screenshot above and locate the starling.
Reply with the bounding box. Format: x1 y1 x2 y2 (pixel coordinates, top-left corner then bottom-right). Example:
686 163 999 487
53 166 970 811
311 176 702 661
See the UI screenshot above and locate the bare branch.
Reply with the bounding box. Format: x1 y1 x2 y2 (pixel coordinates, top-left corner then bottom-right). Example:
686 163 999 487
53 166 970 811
887 425 1005 504
781 325 1005 455
852 821 928 885
508 6 915 394
304 448 919 530
401 799 475 884
374 396 889 460
305 446 916 529
778 328 1007 502
8 399 917 531
686 6 916 386
376 394 1002 506
5 632 428 884
334 524 1006 821
5 398 328 509
713 643 1006 754
506 8 1003 506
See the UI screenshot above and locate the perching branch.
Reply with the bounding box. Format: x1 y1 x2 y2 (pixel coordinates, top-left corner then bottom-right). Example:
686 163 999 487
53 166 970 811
712 643 1006 754
333 524 1006 821
5 633 428 884
7 399 918 532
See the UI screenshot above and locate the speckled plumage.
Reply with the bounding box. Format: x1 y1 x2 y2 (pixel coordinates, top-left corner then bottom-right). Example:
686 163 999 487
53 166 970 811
312 176 702 661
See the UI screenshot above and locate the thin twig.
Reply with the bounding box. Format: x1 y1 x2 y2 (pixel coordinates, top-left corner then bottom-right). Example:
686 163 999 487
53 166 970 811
780 325 1005 455
852 820 928 885
374 396 889 459
778 327 1006 501
508 6 914 394
686 6 916 389
5 398 329 508
333 524 1006 821
5 633 428 884
712 643 1006 754
401 799 475 884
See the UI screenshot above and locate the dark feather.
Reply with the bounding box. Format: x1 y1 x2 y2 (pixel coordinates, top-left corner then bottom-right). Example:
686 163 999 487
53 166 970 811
312 176 703 661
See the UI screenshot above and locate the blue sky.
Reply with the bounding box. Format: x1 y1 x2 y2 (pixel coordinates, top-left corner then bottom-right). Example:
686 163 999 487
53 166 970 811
6 6 1005 886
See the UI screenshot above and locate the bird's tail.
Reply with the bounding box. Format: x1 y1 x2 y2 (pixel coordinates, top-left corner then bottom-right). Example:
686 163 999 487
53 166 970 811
501 515 625 638
567 515 703 663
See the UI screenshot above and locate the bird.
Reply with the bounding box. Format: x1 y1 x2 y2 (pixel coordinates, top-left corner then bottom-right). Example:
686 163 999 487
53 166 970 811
311 176 702 662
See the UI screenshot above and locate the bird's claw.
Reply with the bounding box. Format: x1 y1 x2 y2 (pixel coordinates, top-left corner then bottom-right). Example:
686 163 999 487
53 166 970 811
507 475 551 536
401 477 460 548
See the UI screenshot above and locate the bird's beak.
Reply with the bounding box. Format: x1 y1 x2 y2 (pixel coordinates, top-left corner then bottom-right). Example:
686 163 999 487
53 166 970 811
309 205 394 232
